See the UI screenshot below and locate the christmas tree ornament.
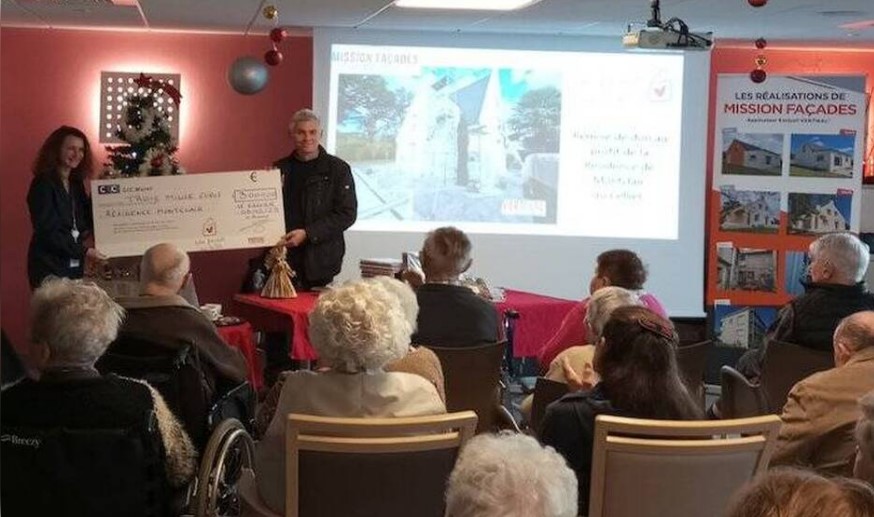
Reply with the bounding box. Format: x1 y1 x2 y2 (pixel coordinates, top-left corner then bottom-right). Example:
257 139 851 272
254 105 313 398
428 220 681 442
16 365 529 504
263 5 278 20
228 56 269 95
750 68 767 83
755 37 767 49
265 49 283 66
269 27 287 43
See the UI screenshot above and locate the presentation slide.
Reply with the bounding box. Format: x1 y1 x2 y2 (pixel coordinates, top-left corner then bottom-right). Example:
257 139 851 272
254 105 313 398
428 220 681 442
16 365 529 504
327 44 684 239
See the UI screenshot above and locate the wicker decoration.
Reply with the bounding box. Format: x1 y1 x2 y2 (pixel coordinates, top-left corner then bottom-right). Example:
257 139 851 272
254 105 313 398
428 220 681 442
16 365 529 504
261 245 297 298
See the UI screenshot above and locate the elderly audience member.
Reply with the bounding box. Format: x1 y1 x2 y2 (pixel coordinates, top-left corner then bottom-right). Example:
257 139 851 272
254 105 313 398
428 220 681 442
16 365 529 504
539 306 702 514
853 390 874 484
445 432 578 517
520 286 642 419
737 232 873 378
538 249 667 371
725 468 874 517
253 279 446 513
409 226 499 347
770 311 874 474
1 278 196 490
116 243 248 397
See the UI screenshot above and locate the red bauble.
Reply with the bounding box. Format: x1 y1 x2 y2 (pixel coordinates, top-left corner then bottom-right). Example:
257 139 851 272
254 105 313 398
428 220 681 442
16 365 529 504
750 69 767 83
150 156 164 168
265 49 284 66
748 0 767 6
755 37 767 49
269 27 288 43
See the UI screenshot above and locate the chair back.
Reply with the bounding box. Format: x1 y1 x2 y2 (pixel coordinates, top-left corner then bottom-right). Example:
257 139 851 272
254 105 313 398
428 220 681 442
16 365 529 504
588 414 781 517
1 415 171 516
761 340 834 413
96 332 211 445
285 411 478 517
676 340 712 407
530 377 569 437
720 366 769 418
427 341 506 433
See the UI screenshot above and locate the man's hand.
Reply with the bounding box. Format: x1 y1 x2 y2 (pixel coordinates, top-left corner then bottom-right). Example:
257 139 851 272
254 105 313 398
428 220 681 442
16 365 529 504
562 357 596 392
281 229 307 247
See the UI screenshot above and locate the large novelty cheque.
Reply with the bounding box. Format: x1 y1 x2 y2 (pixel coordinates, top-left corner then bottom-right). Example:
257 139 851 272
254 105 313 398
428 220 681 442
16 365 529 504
92 169 286 257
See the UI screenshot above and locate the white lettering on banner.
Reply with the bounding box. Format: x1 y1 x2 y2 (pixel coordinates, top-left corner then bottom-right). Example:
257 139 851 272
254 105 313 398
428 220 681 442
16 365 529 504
92 169 286 257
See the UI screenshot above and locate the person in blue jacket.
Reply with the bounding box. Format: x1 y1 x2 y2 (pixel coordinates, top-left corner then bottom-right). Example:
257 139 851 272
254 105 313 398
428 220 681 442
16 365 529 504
27 126 106 288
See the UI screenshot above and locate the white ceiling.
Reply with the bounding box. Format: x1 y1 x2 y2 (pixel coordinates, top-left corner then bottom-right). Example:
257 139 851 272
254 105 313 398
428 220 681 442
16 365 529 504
2 0 874 44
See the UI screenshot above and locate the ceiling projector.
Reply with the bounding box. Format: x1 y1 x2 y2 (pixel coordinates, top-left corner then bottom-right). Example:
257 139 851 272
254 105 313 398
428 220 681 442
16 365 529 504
623 0 712 51
623 28 713 50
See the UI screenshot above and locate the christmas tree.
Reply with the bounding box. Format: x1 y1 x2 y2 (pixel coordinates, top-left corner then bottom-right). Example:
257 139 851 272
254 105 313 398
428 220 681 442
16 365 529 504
104 73 185 178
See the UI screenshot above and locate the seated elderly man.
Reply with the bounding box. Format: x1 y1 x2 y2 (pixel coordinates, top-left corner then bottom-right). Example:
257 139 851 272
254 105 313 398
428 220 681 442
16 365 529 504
445 432 578 517
409 226 499 347
116 243 247 397
737 232 873 378
1 278 196 512
253 279 446 514
770 311 874 474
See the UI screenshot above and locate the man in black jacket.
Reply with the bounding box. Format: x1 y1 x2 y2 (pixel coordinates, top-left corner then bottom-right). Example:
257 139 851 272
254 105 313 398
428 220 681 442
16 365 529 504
275 109 357 289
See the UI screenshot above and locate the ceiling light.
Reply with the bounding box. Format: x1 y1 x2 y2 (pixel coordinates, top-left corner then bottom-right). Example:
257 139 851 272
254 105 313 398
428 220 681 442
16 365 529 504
394 0 542 11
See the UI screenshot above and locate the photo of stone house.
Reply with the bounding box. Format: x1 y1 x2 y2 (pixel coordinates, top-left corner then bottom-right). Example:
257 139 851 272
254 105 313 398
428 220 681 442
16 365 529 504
788 194 851 235
720 129 783 176
719 189 780 233
716 245 777 292
789 134 856 178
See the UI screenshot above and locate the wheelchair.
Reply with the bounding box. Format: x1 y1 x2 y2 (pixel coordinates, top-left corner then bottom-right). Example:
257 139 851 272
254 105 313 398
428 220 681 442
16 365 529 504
1 413 255 517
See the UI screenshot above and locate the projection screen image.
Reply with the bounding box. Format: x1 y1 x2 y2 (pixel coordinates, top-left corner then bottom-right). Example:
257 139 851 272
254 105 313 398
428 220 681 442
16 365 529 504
327 44 685 239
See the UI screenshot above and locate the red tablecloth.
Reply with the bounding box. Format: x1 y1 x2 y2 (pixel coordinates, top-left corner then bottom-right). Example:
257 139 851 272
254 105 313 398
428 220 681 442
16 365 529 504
216 321 264 391
233 289 576 360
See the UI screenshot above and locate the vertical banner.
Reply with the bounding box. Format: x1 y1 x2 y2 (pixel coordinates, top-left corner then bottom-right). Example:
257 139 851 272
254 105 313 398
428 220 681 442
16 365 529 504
707 74 867 351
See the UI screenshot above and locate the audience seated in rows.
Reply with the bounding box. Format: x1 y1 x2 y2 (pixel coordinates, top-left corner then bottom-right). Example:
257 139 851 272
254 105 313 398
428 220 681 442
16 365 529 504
406 226 499 347
445 432 578 517
252 279 447 514
726 467 874 517
736 232 873 379
537 249 667 371
539 306 702 514
519 286 642 420
1 278 197 488
115 243 248 397
770 311 874 474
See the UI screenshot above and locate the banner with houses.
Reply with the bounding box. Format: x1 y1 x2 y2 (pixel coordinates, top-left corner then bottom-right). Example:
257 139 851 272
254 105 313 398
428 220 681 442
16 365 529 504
707 74 867 352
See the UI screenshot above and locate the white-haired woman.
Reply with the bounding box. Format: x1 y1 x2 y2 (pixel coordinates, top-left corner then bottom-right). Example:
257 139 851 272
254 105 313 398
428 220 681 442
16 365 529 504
445 432 578 517
1 278 197 496
519 286 643 419
253 279 447 514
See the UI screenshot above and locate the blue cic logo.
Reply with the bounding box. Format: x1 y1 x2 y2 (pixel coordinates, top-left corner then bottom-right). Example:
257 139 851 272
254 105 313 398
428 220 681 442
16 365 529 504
98 184 121 195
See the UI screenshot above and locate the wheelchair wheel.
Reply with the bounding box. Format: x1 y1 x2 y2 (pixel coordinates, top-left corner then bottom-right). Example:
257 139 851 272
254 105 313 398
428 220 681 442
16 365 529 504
192 418 256 517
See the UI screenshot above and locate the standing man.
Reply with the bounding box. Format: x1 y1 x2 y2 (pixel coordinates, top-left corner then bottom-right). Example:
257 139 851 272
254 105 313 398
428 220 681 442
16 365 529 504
276 109 357 289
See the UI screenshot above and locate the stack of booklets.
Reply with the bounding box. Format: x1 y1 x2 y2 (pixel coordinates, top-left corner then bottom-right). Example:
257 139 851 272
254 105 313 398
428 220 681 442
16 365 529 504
360 258 404 278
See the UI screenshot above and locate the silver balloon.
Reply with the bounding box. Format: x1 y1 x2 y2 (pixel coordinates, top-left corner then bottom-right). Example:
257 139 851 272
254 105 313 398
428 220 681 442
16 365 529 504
228 56 269 95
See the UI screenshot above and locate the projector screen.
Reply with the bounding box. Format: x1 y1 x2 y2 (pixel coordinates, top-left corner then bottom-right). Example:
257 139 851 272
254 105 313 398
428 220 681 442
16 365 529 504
314 29 709 317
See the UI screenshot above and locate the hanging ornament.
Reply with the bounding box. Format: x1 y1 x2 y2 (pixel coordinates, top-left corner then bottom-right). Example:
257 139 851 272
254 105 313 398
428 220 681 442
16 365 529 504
263 5 278 20
750 69 767 83
228 56 270 95
269 27 288 43
748 0 767 7
755 37 767 50
755 54 767 68
265 49 284 66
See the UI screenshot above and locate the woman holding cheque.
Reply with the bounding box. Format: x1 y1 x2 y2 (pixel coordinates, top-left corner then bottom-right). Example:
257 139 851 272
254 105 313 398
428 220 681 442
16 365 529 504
27 126 106 288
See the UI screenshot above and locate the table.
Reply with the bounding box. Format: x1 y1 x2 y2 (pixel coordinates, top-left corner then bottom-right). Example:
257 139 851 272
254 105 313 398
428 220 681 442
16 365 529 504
216 321 264 391
234 289 576 360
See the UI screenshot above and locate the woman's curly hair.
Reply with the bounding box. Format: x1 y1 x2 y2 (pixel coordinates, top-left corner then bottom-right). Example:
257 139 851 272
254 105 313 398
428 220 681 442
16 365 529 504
308 280 412 372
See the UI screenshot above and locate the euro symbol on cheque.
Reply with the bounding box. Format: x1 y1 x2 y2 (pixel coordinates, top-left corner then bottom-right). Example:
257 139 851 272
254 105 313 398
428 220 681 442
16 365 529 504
249 171 258 182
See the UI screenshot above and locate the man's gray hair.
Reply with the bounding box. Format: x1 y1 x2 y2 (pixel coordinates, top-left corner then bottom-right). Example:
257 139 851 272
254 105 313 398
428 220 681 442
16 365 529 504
289 108 321 128
30 278 124 368
140 243 190 289
809 232 870 283
445 432 578 517
308 280 411 372
421 226 472 279
586 286 643 339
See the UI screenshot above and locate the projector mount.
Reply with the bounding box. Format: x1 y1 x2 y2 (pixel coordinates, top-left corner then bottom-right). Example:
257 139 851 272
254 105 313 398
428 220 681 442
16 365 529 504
630 0 712 49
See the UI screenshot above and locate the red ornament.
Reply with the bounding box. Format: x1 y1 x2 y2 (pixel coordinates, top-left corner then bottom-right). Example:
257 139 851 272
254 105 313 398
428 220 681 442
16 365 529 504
150 155 164 168
748 0 767 6
265 49 284 66
269 27 288 43
750 69 767 83
755 37 767 49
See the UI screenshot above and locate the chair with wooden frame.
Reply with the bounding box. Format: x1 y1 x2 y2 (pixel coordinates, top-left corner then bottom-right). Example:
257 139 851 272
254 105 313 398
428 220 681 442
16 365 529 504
588 414 782 517
236 411 475 517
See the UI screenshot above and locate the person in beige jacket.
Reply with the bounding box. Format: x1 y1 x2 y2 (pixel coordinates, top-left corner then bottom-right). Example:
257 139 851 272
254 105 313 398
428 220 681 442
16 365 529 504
253 279 446 514
771 310 874 474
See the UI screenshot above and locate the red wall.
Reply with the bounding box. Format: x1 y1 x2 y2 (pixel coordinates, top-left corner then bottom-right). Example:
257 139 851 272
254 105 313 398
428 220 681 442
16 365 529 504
0 28 312 352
